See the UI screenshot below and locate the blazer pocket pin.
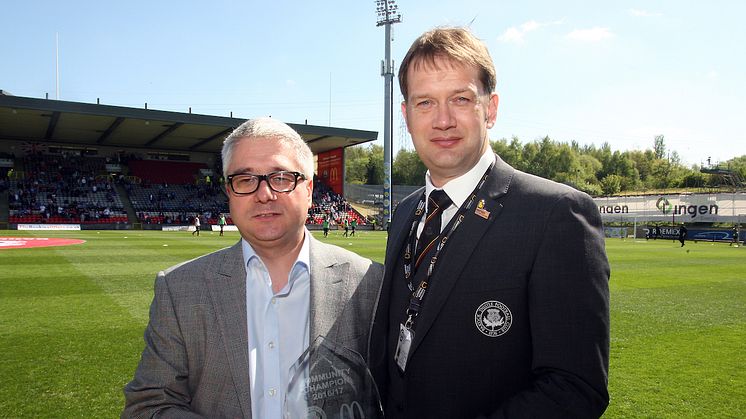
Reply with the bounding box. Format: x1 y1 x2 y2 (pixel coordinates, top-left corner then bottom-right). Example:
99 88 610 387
475 199 490 220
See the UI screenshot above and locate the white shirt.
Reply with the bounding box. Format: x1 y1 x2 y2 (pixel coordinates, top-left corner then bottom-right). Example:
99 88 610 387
420 149 496 236
242 232 311 419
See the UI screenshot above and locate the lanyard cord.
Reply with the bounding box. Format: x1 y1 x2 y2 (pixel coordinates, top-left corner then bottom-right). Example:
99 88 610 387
401 165 493 329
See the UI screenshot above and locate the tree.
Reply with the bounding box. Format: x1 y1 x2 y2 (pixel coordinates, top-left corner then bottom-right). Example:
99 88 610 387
491 136 523 168
344 144 384 184
364 144 384 185
626 149 656 186
393 149 427 185
344 145 369 184
607 151 640 191
650 159 673 189
577 154 603 194
520 141 540 175
726 155 746 180
680 171 707 188
344 133 727 196
654 135 666 160
600 174 622 196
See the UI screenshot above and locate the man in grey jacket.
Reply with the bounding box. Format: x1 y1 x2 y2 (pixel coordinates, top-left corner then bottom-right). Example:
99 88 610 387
123 117 383 418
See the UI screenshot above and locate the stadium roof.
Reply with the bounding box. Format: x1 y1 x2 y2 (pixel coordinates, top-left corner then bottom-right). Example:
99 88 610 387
0 93 378 155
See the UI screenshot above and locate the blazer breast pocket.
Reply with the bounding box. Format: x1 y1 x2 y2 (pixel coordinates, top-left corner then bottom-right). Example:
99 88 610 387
452 282 527 342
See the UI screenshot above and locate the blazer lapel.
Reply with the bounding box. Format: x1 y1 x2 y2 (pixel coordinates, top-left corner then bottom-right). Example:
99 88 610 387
369 192 423 384
371 190 423 350
205 242 253 418
383 188 424 285
309 237 348 342
409 156 515 356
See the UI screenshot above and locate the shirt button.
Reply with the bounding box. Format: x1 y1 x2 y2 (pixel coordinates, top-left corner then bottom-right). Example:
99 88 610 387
272 298 278 305
268 388 276 397
268 341 275 349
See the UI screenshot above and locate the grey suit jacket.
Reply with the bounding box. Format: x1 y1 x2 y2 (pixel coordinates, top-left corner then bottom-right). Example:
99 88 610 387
123 235 383 418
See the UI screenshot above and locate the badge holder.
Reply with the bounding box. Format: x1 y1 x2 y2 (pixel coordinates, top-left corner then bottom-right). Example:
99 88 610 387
394 323 414 372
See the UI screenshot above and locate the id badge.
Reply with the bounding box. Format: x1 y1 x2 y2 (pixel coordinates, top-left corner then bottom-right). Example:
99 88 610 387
394 323 414 372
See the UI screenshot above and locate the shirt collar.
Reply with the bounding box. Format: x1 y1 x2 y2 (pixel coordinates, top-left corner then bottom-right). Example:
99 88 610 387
241 228 311 276
425 148 496 209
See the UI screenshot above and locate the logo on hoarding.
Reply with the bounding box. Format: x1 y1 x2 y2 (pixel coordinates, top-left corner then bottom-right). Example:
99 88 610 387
656 197 671 214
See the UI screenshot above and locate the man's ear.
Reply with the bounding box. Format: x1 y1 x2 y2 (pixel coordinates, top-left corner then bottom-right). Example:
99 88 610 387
486 93 499 129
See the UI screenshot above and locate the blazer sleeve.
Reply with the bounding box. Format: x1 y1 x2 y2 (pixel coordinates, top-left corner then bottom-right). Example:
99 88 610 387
122 273 205 419
488 190 611 419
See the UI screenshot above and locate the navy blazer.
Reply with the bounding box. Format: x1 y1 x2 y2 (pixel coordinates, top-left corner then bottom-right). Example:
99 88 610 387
369 155 610 418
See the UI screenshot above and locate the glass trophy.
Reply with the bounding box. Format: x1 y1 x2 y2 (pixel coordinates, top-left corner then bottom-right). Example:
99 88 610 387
284 336 384 419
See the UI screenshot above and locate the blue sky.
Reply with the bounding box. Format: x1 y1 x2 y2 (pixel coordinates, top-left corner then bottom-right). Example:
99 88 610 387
3 1 745 167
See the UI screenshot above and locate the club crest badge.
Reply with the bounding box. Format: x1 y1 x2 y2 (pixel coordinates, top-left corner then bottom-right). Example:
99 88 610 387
475 300 512 337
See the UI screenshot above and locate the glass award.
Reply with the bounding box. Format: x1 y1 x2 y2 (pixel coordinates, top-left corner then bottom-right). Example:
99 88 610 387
284 336 384 419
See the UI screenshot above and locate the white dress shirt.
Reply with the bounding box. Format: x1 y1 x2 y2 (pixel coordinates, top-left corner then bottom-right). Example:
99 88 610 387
242 231 310 419
420 148 497 236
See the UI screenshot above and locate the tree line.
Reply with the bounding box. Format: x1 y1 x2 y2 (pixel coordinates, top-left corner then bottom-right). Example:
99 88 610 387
344 135 746 196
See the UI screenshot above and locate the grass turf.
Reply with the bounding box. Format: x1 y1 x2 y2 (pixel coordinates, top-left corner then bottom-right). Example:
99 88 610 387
0 229 743 417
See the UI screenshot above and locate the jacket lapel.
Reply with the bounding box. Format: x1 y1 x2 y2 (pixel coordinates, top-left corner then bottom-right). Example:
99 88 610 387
409 156 515 356
370 190 422 355
205 242 253 418
309 237 348 342
369 189 424 389
383 188 424 286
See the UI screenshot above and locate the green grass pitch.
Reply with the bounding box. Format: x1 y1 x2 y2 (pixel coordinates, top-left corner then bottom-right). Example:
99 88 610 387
0 229 743 417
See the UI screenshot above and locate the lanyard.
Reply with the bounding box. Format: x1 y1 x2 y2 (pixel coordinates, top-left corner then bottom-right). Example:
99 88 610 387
401 165 493 330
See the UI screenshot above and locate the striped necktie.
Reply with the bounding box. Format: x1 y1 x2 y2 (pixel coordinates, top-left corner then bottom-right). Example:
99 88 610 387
415 189 452 268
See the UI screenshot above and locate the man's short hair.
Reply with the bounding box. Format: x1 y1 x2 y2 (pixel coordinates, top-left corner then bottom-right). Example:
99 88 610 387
398 26 497 100
222 117 314 179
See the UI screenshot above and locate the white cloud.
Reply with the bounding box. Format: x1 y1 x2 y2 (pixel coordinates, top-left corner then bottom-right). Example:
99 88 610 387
285 79 296 87
498 19 563 44
498 27 527 44
565 27 613 42
706 70 719 80
520 20 540 32
629 9 662 17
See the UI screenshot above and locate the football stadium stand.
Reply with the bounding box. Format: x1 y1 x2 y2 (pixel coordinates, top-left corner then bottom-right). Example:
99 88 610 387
6 152 367 228
8 152 128 224
0 94 378 230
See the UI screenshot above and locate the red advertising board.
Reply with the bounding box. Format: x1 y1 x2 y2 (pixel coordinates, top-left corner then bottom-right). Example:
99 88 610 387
317 148 344 195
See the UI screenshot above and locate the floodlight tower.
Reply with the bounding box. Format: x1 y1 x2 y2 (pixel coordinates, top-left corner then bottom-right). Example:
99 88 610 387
376 0 401 230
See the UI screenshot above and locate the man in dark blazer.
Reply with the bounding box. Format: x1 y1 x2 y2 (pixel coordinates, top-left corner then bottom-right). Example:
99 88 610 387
369 27 610 418
123 118 383 418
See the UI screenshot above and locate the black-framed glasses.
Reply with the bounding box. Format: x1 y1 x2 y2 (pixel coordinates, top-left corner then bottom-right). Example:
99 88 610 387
226 171 307 195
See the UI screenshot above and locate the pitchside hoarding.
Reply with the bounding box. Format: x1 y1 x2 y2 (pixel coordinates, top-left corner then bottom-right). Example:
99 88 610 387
594 193 746 223
17 224 82 231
